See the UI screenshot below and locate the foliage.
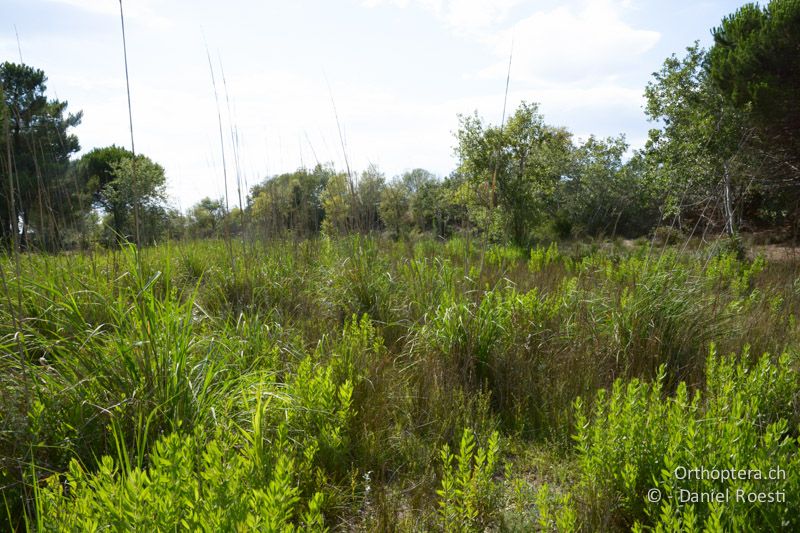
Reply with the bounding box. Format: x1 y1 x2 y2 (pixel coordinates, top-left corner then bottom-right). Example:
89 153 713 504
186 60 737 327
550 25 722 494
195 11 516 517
561 136 657 238
356 164 385 232
572 347 800 531
76 145 133 208
379 179 411 237
33 429 327 531
249 165 332 238
186 197 225 239
709 0 800 153
709 0 800 230
455 102 574 245
1 236 799 530
4 1 800 523
104 155 168 244
642 44 751 236
437 428 502 531
0 62 82 250
320 171 356 236
74 146 171 245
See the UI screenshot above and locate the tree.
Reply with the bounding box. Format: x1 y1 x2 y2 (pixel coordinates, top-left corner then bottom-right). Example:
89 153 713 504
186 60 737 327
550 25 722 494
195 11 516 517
77 147 168 245
709 0 800 233
643 44 753 236
76 145 132 238
456 102 574 245
108 155 167 244
559 135 657 238
401 168 436 194
1 62 83 249
77 146 132 197
379 180 411 237
320 171 354 237
356 164 385 232
249 164 332 238
187 197 225 239
398 168 440 232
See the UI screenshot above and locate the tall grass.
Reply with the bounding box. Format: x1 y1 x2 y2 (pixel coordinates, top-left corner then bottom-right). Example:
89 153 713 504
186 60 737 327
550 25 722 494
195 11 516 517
1 236 799 529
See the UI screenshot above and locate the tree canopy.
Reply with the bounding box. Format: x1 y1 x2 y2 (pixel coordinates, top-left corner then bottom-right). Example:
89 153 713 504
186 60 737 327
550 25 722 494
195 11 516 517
1 61 83 249
709 0 800 230
75 146 168 245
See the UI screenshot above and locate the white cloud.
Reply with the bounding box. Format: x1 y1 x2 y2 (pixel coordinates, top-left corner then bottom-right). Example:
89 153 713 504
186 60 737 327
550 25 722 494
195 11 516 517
361 0 659 115
44 0 172 29
363 0 529 34
362 0 410 8
481 1 660 84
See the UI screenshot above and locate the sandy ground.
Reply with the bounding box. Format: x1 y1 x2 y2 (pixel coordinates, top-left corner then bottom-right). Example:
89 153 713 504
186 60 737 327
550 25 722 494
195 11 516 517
751 244 800 262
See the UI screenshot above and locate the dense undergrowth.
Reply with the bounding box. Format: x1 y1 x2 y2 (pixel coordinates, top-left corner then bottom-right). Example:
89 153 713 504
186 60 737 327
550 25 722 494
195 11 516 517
1 236 798 530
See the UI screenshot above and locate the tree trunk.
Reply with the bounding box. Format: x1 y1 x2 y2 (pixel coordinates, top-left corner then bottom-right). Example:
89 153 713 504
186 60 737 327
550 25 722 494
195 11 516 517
723 161 735 236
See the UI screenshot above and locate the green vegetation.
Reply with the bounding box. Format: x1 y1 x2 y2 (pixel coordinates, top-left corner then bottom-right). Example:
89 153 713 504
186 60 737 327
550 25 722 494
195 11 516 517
0 62 82 251
2 0 799 530
4 2 800 251
1 237 799 530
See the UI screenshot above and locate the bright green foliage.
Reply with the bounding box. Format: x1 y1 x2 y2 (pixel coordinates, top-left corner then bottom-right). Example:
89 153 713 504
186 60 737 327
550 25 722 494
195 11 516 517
572 347 800 531
528 242 562 272
485 244 525 269
33 430 327 531
704 252 765 297
534 482 579 532
437 428 501 531
2 237 800 530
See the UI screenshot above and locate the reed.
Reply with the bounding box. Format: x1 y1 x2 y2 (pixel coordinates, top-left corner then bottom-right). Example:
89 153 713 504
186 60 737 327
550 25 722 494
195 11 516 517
1 236 797 529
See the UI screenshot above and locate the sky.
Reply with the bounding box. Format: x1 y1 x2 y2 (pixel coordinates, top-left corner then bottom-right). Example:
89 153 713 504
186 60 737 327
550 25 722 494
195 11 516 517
1 0 751 210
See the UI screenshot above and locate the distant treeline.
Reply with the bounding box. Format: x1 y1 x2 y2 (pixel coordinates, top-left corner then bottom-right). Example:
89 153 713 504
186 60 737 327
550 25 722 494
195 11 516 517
2 0 798 250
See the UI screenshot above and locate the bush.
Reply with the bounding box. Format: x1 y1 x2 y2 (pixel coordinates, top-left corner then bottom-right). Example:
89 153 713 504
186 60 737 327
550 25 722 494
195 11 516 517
570 346 800 531
437 428 502 531
33 430 326 531
651 226 684 246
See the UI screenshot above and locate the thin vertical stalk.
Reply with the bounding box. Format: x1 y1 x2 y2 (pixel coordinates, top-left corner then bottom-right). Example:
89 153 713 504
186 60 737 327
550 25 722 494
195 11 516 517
219 61 247 255
118 0 141 250
481 38 513 272
14 25 23 64
491 37 513 212
1 81 29 448
204 41 235 272
325 74 357 232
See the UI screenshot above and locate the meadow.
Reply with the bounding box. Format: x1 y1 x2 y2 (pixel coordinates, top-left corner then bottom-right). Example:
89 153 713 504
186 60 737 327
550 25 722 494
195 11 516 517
1 235 798 531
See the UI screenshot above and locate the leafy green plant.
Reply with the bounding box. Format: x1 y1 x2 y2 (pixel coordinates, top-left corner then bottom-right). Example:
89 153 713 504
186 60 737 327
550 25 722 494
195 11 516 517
437 428 502 531
572 346 800 531
32 430 327 531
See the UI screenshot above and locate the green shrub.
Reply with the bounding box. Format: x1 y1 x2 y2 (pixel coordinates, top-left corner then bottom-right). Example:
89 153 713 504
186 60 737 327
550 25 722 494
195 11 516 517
33 430 326 531
437 428 502 531
572 346 800 531
2 236 799 530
